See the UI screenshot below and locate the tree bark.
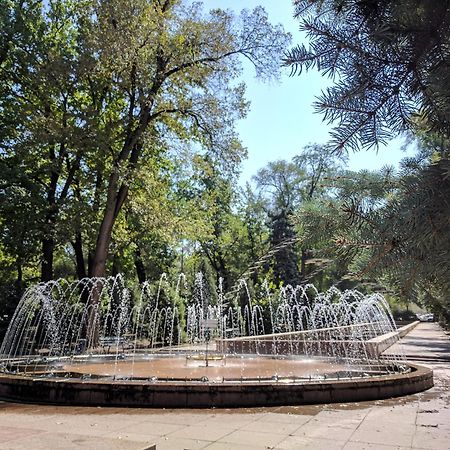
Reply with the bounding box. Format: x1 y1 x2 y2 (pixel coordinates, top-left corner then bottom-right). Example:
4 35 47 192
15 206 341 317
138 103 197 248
16 262 23 289
72 232 87 279
89 217 115 278
89 170 120 278
112 254 120 277
40 143 60 282
134 247 147 283
41 236 54 282
300 248 307 278
41 175 58 282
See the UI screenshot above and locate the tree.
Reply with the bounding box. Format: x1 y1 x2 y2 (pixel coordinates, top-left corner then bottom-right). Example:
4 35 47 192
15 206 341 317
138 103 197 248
1 0 84 282
0 163 43 285
237 183 270 284
293 144 347 276
0 1 290 288
254 160 305 212
178 151 246 290
364 139 450 321
251 147 347 285
285 0 450 323
294 165 398 292
294 144 347 200
285 0 450 151
74 0 290 280
295 142 450 322
254 160 305 286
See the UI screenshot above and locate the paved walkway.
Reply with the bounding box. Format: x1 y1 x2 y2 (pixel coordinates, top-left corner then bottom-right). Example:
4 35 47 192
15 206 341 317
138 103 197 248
0 323 449 450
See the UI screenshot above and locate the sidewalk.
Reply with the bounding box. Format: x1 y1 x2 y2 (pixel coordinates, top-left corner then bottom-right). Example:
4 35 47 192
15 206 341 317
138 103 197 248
0 322 448 450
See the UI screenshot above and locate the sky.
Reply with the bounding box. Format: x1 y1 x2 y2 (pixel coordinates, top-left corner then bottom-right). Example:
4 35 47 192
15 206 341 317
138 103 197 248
203 0 414 183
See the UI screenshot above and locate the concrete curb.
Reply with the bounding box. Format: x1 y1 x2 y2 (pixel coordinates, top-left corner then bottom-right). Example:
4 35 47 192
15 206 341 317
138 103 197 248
398 321 420 338
0 363 433 408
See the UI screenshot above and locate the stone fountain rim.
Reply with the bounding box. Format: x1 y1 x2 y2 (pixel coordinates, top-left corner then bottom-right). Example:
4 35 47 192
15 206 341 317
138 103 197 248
0 363 433 408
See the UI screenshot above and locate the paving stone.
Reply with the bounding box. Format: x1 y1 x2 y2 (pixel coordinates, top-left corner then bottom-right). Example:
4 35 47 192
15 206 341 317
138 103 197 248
153 435 211 450
203 443 263 450
200 413 263 427
317 408 370 421
216 429 285 448
239 419 302 435
0 413 58 427
166 424 235 442
291 416 358 441
94 429 160 442
412 426 450 450
121 412 213 426
112 420 185 437
416 405 450 429
349 422 416 448
1 415 138 438
0 432 151 450
364 405 418 424
0 426 46 443
255 412 314 425
275 435 346 449
343 442 410 450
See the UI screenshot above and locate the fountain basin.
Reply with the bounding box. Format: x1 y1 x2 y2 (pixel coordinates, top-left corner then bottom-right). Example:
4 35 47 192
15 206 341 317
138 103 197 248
0 277 434 407
0 362 432 407
3 354 393 381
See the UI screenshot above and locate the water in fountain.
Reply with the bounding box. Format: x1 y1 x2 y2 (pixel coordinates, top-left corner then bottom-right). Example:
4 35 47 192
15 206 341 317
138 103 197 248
0 274 408 383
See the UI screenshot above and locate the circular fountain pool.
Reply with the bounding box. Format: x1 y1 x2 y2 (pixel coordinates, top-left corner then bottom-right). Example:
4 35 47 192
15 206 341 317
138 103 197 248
62 355 359 381
0 276 433 407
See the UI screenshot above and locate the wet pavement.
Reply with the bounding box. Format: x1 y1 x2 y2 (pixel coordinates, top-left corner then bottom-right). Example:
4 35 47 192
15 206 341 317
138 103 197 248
0 322 449 449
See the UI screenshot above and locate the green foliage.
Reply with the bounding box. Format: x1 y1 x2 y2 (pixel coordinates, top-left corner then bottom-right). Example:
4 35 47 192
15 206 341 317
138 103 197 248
0 0 290 287
2 0 447 331
254 160 305 212
283 0 449 322
0 0 292 325
250 144 347 287
294 138 450 321
285 0 450 150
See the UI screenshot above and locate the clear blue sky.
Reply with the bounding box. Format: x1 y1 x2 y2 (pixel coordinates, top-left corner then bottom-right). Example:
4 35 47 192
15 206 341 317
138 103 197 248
203 0 413 183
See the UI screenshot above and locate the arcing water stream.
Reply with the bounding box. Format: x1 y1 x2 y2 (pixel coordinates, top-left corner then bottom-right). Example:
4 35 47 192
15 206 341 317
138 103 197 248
0 274 407 382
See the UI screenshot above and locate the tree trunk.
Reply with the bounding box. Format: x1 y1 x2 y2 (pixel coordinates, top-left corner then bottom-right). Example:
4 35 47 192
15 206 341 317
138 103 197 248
134 247 147 283
85 280 102 349
89 172 120 278
41 145 59 282
84 179 119 348
89 218 114 278
300 248 307 278
16 262 23 289
87 250 94 278
41 236 54 282
112 253 120 277
72 232 87 279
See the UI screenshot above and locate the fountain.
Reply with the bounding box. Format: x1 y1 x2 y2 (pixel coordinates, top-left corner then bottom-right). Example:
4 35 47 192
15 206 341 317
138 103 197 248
0 275 433 407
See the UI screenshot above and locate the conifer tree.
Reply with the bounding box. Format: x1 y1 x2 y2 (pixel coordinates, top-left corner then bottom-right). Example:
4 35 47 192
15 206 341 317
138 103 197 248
285 0 450 150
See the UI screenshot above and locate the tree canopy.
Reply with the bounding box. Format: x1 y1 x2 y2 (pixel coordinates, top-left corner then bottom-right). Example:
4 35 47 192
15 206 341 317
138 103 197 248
0 0 290 286
284 0 450 322
1 0 449 336
285 0 450 151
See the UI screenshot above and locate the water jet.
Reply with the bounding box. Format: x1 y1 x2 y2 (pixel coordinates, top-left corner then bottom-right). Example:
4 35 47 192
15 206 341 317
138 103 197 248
0 275 433 407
